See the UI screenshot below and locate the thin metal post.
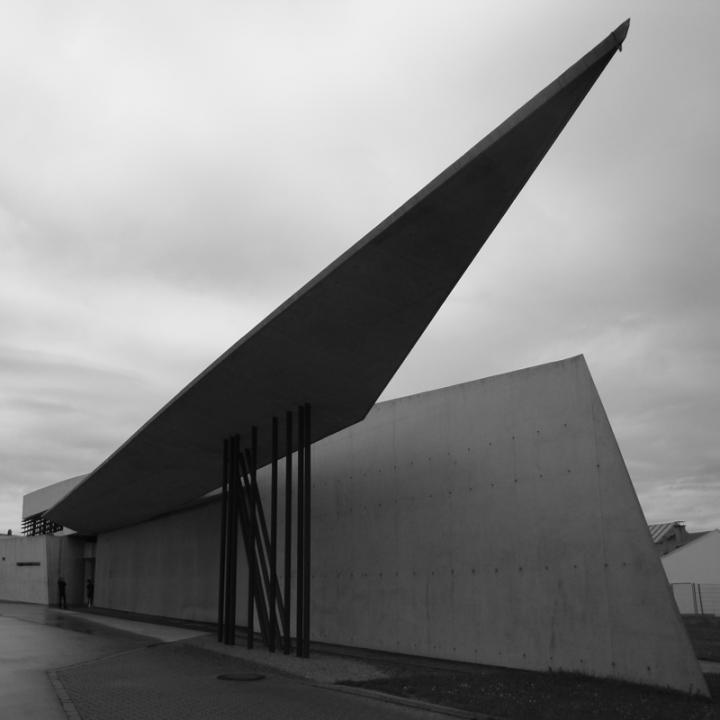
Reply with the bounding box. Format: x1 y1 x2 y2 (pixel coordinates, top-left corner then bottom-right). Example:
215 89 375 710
284 410 293 654
270 416 278 652
225 435 239 645
223 435 233 644
296 404 305 657
217 438 229 642
244 437 255 648
302 403 311 657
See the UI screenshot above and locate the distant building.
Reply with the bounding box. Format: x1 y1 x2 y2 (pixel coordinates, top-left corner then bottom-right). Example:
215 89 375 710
648 522 708 556
648 522 691 555
662 530 720 616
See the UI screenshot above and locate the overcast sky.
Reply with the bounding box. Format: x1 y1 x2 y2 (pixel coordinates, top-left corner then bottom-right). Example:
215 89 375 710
1 1 718 533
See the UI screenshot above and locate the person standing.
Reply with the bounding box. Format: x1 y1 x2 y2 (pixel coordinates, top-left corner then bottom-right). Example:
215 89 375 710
58 577 67 609
86 578 94 608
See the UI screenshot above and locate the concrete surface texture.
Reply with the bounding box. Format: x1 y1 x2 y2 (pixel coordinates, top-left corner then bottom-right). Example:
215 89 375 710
23 474 86 520
0 534 86 606
95 499 238 623
90 355 707 695
46 534 86 607
0 535 49 604
300 355 707 695
47 22 627 537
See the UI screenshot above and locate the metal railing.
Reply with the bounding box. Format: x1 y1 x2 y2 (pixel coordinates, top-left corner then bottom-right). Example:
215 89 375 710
671 582 720 615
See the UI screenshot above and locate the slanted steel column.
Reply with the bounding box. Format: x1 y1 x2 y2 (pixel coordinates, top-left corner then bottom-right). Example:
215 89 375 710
270 416 279 652
217 438 229 642
284 410 293 654
243 437 256 648
302 403 312 657
241 448 272 647
216 410 309 655
296 404 305 657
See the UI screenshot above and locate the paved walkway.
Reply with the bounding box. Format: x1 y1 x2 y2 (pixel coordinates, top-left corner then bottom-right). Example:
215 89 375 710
0 602 464 720
56 642 455 720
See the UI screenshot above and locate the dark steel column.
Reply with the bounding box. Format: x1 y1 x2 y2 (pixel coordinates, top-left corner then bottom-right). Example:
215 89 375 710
296 404 305 657
217 438 229 642
302 403 312 657
270 416 278 652
245 436 255 648
284 410 293 654
225 434 239 645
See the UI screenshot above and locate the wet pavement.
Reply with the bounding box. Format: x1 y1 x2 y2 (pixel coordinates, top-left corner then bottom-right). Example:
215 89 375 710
0 602 152 720
0 602 461 720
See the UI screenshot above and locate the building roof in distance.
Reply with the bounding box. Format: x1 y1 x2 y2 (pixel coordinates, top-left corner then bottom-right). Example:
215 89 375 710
47 21 630 535
648 522 685 544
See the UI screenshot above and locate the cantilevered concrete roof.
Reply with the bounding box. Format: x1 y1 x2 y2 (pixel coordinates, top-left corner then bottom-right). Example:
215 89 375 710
48 21 629 535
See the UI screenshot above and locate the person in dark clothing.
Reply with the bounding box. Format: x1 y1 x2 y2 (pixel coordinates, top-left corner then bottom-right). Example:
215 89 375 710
58 577 67 609
86 578 94 608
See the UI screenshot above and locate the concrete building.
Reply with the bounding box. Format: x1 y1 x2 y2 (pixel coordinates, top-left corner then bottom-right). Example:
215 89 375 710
7 357 708 695
662 531 720 616
4 18 708 698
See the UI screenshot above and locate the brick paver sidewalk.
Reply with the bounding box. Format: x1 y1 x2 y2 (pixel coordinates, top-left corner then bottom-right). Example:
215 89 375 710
56 643 452 720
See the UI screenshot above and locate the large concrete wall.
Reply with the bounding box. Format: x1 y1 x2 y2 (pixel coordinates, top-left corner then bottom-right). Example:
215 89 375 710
94 499 247 623
93 356 706 694
296 355 705 694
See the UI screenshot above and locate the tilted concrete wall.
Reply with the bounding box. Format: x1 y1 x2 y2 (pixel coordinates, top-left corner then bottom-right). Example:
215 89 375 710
93 356 706 694
94 499 247 623
299 355 705 694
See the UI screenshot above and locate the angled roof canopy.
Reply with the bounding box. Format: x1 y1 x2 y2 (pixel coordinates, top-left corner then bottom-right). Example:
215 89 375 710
48 21 629 534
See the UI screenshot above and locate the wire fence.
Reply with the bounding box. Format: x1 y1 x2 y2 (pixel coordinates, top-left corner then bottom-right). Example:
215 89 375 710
671 582 720 615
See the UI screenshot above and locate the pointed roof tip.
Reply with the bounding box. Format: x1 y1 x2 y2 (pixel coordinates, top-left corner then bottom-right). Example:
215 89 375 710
612 18 630 49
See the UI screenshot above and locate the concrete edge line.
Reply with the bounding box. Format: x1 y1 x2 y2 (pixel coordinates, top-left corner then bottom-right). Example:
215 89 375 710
48 670 82 720
312 682 498 720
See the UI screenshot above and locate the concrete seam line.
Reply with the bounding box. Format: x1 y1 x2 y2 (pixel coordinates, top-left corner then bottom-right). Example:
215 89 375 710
311 682 497 720
48 670 82 720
